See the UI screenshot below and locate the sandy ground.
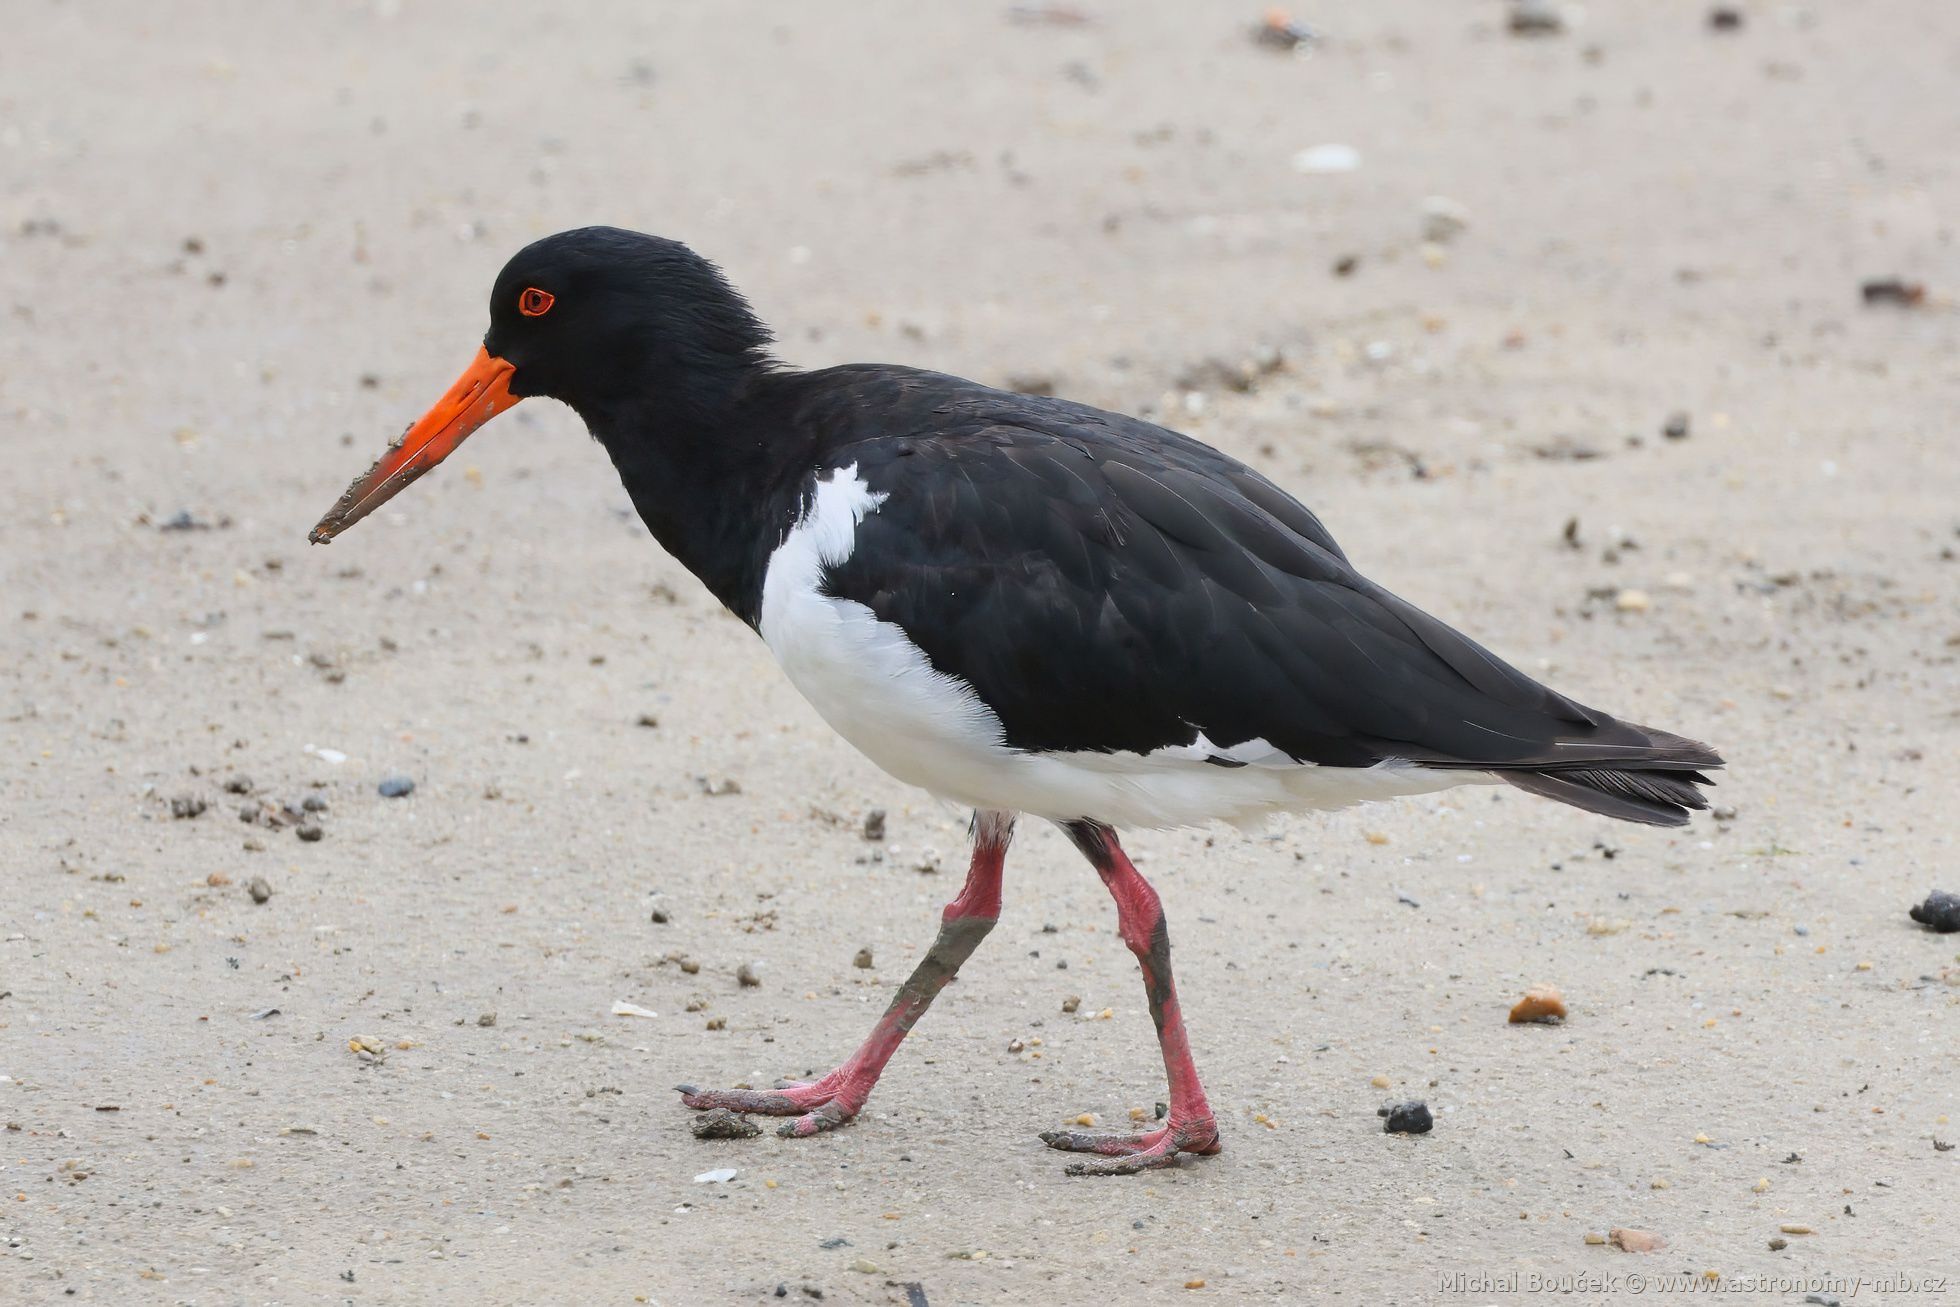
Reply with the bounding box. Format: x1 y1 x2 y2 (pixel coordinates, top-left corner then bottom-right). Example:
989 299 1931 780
4 2 1958 1303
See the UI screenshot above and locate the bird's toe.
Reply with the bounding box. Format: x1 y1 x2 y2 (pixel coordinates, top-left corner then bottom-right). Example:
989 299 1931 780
1040 1128 1155 1156
778 1100 858 1138
677 1085 806 1115
1045 1118 1221 1174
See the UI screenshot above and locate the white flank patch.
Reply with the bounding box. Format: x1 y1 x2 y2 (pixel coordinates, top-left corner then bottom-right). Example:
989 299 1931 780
759 464 1489 830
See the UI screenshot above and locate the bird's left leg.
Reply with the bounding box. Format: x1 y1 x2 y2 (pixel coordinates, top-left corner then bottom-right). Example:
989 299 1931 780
1040 819 1221 1176
677 810 1012 1137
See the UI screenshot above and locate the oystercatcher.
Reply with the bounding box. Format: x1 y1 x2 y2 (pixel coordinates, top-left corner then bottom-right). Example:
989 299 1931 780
311 227 1721 1175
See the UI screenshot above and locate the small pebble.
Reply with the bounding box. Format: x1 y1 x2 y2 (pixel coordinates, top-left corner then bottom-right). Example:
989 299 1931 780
651 908 670 924
1708 5 1742 29
691 1108 762 1140
1610 1227 1665 1253
1253 9 1315 52
1291 143 1360 174
1509 983 1568 1024
737 963 760 988
852 947 874 969
1861 277 1926 307
170 795 207 820
1379 1101 1433 1134
1768 1237 1788 1251
861 809 886 841
476 1012 497 1027
1908 890 1960 933
1418 195 1470 244
1663 412 1691 440
1508 0 1564 36
1061 995 1081 1013
377 775 415 798
301 794 329 812
223 775 254 794
247 876 272 904
295 821 323 843
1615 588 1652 614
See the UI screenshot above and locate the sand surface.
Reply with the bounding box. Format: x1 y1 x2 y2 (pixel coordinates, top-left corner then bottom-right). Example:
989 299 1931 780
4 2 1957 1303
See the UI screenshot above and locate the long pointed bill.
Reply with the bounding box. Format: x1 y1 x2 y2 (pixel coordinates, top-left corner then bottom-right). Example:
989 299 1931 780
308 346 520 543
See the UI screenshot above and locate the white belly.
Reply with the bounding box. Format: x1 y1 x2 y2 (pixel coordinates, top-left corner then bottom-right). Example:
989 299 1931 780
757 465 1485 829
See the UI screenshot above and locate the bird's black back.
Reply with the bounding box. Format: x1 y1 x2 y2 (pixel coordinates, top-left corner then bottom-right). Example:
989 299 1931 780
777 366 1717 795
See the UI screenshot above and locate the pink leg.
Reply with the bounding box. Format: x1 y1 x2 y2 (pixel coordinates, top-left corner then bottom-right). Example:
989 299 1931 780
678 811 1012 1137
1041 820 1221 1176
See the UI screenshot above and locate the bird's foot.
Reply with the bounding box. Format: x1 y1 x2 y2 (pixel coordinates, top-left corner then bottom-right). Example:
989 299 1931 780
1039 1116 1221 1177
675 1073 865 1138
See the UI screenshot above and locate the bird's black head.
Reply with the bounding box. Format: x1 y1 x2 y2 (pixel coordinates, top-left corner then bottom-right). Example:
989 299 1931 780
308 227 776 543
485 227 775 414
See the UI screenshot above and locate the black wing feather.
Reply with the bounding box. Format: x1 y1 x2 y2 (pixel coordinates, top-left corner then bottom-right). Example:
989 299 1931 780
795 368 1720 823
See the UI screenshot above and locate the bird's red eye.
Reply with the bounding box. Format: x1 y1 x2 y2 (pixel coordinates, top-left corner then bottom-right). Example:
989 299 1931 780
518 287 555 317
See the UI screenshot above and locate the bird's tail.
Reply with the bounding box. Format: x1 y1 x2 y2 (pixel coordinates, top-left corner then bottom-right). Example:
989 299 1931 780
1491 726 1722 828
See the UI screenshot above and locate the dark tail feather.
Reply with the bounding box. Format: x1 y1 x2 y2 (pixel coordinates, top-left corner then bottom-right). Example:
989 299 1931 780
1496 766 1714 827
1493 727 1723 828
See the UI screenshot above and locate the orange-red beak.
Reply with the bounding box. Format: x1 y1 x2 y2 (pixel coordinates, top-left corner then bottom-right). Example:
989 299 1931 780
308 346 520 543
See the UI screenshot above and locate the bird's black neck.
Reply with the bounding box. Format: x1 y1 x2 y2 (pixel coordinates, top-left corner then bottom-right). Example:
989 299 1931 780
577 368 813 626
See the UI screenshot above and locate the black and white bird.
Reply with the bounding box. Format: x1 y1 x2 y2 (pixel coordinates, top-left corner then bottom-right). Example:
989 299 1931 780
312 227 1721 1175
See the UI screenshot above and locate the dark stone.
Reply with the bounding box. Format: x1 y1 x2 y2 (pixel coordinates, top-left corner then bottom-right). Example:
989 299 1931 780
378 775 415 798
690 1108 762 1140
1909 890 1960 933
1379 1100 1434 1134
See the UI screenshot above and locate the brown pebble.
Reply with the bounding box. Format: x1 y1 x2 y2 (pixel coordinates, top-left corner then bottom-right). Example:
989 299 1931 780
736 963 760 988
476 1012 497 1028
852 947 874 969
246 876 272 904
1862 277 1926 307
1610 1228 1665 1254
1768 1237 1788 1251
1509 984 1568 1024
1061 995 1081 1013
691 1107 761 1140
295 821 323 843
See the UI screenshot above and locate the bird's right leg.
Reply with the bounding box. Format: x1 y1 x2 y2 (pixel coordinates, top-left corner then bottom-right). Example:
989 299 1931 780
677 810 1012 1138
1040 819 1221 1175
